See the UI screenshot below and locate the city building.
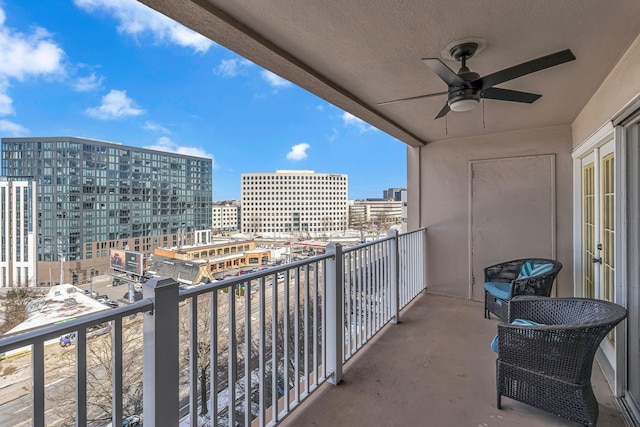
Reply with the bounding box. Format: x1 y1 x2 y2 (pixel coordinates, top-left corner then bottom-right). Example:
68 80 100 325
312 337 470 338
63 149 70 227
382 187 405 201
212 201 239 232
240 170 348 235
1 137 213 286
152 239 271 277
0 178 37 287
349 199 403 229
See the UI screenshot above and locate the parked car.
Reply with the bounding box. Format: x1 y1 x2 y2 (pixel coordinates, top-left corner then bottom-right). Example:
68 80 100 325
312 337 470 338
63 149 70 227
103 300 119 308
122 414 141 426
59 323 111 347
95 294 109 302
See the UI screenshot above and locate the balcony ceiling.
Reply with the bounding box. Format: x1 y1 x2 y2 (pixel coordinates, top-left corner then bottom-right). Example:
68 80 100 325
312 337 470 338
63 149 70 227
141 0 640 147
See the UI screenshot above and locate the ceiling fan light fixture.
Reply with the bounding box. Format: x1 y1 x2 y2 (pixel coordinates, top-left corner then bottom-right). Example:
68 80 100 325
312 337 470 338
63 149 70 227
449 98 479 112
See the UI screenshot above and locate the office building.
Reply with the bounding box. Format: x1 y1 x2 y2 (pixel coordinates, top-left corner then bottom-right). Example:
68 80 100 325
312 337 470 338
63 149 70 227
241 170 348 235
349 199 403 228
383 187 405 201
1 137 213 285
212 201 239 232
0 178 37 287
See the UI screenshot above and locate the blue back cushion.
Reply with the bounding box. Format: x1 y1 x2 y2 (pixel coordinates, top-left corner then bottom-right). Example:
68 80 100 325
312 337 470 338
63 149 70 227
490 318 543 352
517 261 554 279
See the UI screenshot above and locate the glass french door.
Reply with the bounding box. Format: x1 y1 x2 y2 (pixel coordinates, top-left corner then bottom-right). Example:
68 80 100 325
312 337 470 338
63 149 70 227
580 138 615 345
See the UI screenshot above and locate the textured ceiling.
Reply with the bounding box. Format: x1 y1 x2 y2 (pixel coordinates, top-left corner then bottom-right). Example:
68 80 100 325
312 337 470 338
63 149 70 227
141 0 640 147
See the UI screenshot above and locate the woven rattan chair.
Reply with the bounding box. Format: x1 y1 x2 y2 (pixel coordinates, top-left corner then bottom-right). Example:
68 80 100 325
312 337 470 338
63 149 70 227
484 258 562 321
496 296 627 426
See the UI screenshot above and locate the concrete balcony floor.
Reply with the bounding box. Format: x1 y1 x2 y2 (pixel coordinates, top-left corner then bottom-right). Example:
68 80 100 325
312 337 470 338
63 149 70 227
281 293 625 427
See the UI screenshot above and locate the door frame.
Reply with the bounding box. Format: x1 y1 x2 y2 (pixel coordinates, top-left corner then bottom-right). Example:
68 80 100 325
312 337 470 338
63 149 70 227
572 120 627 396
467 154 556 300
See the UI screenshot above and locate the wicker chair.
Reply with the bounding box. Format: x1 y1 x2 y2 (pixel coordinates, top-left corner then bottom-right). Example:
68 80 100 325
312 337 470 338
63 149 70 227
484 258 562 321
496 296 627 426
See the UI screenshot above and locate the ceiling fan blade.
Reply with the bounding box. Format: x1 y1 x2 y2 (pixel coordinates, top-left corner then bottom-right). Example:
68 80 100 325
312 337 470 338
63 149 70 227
422 58 466 86
481 87 541 103
377 91 448 106
434 102 450 119
475 49 576 90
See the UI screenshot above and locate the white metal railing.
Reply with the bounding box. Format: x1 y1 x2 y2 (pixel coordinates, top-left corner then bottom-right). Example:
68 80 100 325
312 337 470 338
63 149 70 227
0 299 153 426
0 228 425 427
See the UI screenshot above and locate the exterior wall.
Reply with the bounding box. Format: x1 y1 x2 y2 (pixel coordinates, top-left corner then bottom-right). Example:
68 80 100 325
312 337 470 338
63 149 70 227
573 34 640 147
240 170 348 234
413 126 574 299
0 179 37 287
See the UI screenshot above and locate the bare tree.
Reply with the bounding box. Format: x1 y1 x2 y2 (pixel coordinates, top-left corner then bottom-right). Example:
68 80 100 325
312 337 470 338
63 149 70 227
0 288 42 334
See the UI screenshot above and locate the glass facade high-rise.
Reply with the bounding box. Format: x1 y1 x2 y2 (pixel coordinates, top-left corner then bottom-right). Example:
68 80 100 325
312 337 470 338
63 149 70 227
1 137 213 285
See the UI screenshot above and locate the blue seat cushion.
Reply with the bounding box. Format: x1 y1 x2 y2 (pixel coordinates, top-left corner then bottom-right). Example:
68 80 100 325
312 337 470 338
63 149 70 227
484 281 512 302
517 261 554 279
491 318 543 352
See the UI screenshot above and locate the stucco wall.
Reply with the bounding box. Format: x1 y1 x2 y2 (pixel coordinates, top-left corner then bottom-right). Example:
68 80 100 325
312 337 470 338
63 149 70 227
411 125 574 299
573 33 640 146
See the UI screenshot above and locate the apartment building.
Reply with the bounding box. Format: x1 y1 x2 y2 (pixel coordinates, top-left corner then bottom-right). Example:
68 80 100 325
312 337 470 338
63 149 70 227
0 178 37 287
241 170 348 234
212 202 239 231
1 137 213 285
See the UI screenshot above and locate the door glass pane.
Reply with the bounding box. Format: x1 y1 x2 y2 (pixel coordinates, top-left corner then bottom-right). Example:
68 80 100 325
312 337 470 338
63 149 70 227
602 152 615 304
582 163 595 298
601 152 615 344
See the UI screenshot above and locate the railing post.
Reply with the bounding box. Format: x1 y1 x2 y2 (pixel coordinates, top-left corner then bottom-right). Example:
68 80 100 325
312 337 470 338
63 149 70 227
389 229 400 324
326 242 343 385
142 277 180 426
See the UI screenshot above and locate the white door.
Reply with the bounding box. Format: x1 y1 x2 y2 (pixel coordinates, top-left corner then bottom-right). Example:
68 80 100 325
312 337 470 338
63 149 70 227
579 138 619 369
470 155 555 301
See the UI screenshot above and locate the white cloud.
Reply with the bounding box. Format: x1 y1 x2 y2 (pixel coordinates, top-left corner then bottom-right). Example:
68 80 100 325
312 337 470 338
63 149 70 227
74 0 214 53
286 143 310 161
85 89 145 120
144 136 214 161
0 119 29 136
73 72 103 92
0 6 65 118
143 120 172 134
342 112 376 133
261 70 292 88
214 58 253 77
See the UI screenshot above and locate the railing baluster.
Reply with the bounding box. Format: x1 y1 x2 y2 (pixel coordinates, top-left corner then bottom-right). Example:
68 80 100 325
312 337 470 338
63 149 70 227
112 317 123 426
228 284 237 427
245 279 252 427
304 263 310 396
271 272 278 422
346 252 352 357
283 267 290 412
259 276 266 427
189 296 198 427
294 266 300 403
313 261 319 386
32 341 44 427
76 328 87 426
210 290 219 427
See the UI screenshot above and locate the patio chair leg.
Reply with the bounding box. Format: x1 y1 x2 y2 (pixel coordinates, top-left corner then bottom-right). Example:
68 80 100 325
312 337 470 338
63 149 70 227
497 392 502 409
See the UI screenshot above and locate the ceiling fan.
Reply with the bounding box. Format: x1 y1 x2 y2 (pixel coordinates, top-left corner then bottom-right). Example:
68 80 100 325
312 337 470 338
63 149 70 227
378 42 576 119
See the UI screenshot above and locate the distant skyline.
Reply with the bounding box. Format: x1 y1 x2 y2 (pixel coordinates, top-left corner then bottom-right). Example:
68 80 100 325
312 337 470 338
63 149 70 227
0 1 406 200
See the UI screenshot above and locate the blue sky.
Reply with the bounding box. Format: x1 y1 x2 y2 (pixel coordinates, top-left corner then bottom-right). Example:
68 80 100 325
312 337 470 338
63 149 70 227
0 0 406 200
